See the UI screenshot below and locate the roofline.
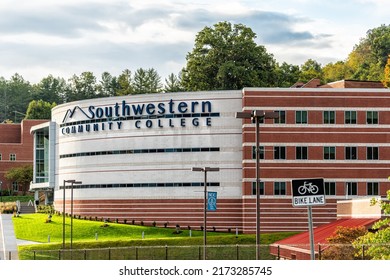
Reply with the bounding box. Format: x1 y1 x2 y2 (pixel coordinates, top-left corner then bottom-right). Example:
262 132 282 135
242 87 390 93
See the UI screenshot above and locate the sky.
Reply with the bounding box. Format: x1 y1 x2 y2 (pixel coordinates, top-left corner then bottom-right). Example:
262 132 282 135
0 0 389 84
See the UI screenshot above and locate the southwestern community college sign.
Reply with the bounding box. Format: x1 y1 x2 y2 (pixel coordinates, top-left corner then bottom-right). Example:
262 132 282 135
60 99 216 136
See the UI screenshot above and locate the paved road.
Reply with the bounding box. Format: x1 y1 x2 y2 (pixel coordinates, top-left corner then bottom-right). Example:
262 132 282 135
0 214 19 260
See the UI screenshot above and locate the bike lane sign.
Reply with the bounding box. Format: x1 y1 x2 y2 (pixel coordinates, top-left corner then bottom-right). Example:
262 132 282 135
291 178 326 207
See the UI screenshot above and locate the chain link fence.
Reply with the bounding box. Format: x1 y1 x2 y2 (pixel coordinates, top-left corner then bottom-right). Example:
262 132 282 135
4 243 389 260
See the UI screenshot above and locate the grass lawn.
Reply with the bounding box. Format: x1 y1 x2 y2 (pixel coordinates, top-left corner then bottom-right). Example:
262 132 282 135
13 213 297 259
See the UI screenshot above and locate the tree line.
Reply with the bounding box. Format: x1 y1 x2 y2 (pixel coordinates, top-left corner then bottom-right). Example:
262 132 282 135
1 22 389 123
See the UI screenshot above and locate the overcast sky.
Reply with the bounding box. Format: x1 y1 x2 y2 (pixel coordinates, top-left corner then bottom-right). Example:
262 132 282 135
0 0 389 84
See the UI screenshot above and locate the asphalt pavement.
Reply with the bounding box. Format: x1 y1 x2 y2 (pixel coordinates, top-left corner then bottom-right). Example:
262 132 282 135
0 214 19 260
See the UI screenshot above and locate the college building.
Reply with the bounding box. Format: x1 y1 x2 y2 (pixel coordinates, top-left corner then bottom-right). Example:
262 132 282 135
29 80 390 233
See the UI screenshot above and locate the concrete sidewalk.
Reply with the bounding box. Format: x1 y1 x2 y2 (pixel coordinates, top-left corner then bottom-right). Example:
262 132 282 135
0 214 19 260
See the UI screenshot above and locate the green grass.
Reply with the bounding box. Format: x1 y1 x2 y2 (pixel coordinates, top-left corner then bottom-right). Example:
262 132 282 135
13 213 298 259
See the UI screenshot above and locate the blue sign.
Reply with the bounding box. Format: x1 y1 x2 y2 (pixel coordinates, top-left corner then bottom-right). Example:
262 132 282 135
207 192 217 211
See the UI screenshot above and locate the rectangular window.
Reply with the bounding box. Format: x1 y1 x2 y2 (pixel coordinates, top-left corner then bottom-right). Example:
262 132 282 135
12 182 18 192
367 182 379 196
251 181 265 195
296 146 308 160
346 182 358 196
274 146 286 160
345 147 357 160
324 182 336 195
366 111 378 124
274 111 286 124
0 153 2 160
295 111 308 124
345 111 357 124
10 154 16 161
274 182 286 196
252 146 265 160
323 111 335 124
367 147 379 160
324 146 336 160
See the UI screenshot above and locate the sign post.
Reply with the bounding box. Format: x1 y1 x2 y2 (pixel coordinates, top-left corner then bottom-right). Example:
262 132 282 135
291 178 326 260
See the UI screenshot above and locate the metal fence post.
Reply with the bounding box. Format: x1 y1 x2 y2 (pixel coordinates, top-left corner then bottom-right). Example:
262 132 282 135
236 244 239 260
362 245 365 260
277 245 280 260
165 245 168 260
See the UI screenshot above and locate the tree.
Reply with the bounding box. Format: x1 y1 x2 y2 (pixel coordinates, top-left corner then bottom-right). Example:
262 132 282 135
274 62 301 87
182 21 276 91
67 72 98 101
353 190 390 259
97 72 119 97
164 73 184 92
32 75 67 104
5 165 33 195
322 61 352 83
298 59 323 83
25 100 56 120
321 226 367 260
346 24 390 81
133 68 162 94
383 55 390 88
117 69 133 96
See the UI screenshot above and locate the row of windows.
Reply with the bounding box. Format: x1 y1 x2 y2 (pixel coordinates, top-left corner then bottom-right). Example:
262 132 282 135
60 182 221 189
60 112 220 128
0 153 16 161
271 110 379 125
251 182 381 196
60 147 220 159
253 146 380 160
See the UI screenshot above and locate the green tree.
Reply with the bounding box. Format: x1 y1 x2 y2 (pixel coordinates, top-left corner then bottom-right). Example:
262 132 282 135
25 100 56 120
32 75 67 104
5 165 33 195
97 72 119 97
133 68 162 94
182 21 276 91
164 73 184 92
322 226 367 260
117 69 133 96
274 62 301 87
67 71 98 101
322 61 352 83
298 59 323 83
383 55 390 88
353 190 390 259
346 24 390 81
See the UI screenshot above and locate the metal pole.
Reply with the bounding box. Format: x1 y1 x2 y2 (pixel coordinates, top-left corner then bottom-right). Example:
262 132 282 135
255 116 260 260
70 182 74 250
204 169 207 260
62 180 66 249
307 206 315 260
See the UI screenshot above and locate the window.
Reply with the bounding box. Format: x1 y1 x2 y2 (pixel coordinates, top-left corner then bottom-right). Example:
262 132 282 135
367 182 379 196
366 111 378 124
10 154 16 161
12 182 18 192
345 111 357 124
324 146 336 160
345 147 357 160
367 147 379 160
346 182 358 196
295 111 308 124
252 146 265 160
274 182 286 196
323 111 335 124
251 181 265 195
324 182 336 195
274 111 286 124
0 153 2 160
296 146 308 160
274 146 286 160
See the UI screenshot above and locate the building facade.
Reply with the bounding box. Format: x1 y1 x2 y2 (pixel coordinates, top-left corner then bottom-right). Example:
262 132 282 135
30 82 390 233
0 120 46 196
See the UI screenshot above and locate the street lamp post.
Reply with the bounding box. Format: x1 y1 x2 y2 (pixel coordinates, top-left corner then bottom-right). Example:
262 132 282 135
192 167 220 260
62 179 82 250
236 110 278 260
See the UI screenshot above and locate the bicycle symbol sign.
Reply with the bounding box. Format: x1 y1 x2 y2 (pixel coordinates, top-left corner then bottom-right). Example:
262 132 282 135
292 178 325 207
